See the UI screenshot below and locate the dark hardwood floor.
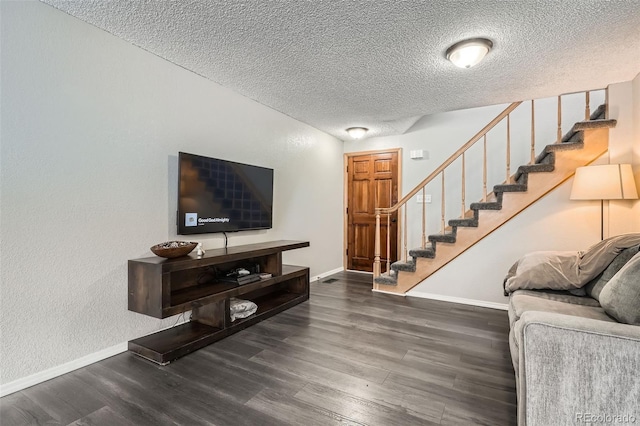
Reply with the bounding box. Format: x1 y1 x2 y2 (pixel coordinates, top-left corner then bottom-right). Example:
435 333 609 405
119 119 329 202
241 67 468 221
1 271 516 425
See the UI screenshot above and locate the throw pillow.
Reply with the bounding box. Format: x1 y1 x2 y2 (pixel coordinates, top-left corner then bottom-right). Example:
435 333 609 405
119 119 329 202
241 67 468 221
578 233 640 278
599 252 640 325
504 234 640 294
584 245 640 301
504 251 581 293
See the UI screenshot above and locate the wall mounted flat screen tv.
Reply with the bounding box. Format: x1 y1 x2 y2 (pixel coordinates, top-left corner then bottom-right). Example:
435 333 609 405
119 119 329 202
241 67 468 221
178 152 274 235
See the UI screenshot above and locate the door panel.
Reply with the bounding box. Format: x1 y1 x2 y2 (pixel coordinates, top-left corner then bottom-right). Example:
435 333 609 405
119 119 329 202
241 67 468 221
375 179 393 209
353 224 370 258
374 158 392 173
347 151 399 272
352 180 369 213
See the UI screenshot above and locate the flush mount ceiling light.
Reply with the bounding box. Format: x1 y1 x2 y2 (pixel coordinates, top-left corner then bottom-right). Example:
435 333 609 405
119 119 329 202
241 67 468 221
346 127 369 139
446 38 493 69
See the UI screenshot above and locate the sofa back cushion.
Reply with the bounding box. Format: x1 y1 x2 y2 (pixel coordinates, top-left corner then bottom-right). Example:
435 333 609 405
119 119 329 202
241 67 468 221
599 251 640 325
584 245 640 301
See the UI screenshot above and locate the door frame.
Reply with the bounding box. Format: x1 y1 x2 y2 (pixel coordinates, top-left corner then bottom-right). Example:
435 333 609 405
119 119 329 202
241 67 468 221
343 148 403 272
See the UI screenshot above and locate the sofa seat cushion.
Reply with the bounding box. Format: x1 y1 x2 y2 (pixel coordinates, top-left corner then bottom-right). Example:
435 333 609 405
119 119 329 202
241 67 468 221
509 328 520 376
508 290 611 328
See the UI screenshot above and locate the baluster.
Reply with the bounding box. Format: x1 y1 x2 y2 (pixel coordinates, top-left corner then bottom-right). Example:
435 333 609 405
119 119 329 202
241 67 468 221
461 153 466 217
531 99 536 164
386 213 390 273
585 91 591 120
483 135 488 201
373 212 381 277
441 171 446 233
421 186 426 249
557 95 562 143
403 205 408 261
506 114 511 183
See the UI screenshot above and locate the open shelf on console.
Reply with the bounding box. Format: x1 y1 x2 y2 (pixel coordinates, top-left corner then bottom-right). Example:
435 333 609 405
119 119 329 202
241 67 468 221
231 289 304 327
128 321 223 365
168 265 307 314
128 240 310 364
128 289 306 365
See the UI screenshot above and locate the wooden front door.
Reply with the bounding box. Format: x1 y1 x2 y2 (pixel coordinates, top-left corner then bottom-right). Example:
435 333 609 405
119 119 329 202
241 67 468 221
347 151 399 272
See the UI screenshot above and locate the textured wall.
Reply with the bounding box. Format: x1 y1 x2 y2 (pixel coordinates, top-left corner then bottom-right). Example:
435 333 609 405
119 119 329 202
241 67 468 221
0 2 343 385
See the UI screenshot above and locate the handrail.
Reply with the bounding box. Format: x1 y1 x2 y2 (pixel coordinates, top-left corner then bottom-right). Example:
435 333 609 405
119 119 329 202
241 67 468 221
375 101 522 215
373 88 605 281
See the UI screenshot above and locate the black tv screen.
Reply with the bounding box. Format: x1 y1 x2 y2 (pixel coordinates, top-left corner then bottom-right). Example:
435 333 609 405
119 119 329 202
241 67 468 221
177 152 274 234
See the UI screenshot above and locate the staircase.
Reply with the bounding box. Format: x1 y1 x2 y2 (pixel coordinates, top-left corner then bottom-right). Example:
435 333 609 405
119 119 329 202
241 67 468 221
373 92 616 295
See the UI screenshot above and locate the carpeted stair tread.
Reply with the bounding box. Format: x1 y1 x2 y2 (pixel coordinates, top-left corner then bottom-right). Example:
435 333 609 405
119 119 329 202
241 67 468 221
514 173 527 185
391 260 416 272
561 130 583 143
374 272 397 286
448 217 478 227
513 163 555 183
471 200 502 210
518 163 556 174
535 151 556 165
409 247 435 258
494 183 527 193
590 104 606 120
544 141 584 153
573 119 617 130
428 233 456 243
532 144 579 176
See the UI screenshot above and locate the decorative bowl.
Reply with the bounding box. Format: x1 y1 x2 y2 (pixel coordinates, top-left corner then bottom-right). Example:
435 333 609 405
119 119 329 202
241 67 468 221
150 241 198 258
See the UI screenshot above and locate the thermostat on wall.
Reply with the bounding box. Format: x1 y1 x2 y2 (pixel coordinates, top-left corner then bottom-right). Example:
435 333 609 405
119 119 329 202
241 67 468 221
410 150 427 159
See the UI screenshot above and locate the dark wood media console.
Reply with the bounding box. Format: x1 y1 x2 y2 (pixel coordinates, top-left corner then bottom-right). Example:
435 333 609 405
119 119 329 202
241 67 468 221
128 240 310 364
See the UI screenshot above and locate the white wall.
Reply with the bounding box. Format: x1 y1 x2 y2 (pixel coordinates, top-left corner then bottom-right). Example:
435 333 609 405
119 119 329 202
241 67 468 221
630 72 640 227
635 72 640 172
346 82 635 305
607 79 640 236
0 1 343 387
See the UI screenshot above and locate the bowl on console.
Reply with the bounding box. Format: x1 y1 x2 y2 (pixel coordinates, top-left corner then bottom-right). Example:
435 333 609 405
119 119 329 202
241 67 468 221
151 241 198 258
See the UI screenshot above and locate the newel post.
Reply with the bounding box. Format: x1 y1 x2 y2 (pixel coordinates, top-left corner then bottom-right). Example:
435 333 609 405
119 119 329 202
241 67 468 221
373 210 381 278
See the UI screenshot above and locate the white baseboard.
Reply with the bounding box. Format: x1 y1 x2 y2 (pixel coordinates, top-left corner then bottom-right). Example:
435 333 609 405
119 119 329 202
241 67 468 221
345 269 373 275
0 342 128 398
0 317 196 398
372 288 407 297
406 291 508 311
310 266 344 282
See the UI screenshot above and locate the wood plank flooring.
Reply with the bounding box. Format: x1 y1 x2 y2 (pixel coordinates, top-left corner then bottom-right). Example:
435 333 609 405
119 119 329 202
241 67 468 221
0 271 516 425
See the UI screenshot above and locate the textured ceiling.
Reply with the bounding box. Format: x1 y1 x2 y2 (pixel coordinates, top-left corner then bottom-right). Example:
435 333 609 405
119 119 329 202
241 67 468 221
41 0 640 140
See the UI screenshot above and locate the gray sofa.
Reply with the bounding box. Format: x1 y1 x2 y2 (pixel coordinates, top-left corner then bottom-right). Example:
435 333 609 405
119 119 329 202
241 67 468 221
507 245 640 426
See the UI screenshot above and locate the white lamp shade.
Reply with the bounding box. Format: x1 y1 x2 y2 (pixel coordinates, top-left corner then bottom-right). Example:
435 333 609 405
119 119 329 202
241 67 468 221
570 164 638 200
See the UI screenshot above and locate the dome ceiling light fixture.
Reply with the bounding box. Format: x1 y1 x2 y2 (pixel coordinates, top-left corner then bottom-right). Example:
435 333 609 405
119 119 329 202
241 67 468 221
446 38 493 69
346 127 369 139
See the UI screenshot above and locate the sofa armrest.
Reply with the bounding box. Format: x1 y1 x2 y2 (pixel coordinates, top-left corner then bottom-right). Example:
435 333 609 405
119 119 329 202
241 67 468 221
514 311 640 426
